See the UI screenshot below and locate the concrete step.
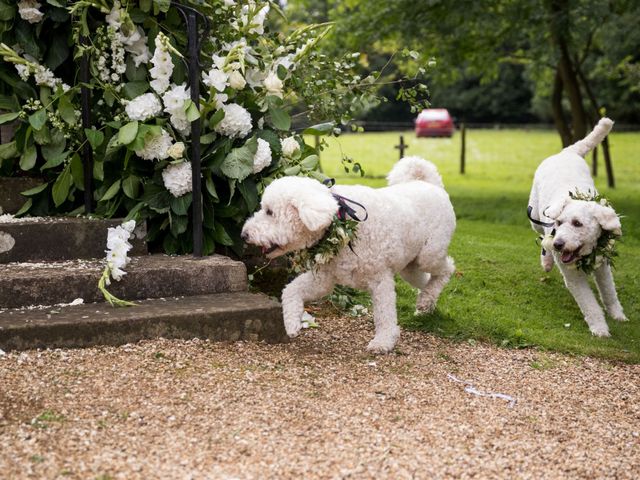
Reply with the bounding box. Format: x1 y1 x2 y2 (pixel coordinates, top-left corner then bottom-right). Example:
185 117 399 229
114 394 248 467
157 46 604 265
0 254 247 308
0 217 147 263
0 177 42 214
0 292 286 351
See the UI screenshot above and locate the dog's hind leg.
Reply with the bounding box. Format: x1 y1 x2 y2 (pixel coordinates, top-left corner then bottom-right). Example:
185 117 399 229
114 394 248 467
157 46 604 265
281 270 334 338
557 265 610 337
400 262 430 290
594 263 627 322
413 255 455 314
367 272 401 354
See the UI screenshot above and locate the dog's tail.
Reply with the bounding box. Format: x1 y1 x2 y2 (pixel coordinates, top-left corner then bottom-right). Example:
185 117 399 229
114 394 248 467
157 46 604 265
563 117 614 157
387 156 444 188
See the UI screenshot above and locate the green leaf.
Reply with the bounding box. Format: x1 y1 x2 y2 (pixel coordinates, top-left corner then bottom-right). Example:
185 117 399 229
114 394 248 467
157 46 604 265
205 174 219 201
220 139 258 181
122 175 140 199
140 0 152 12
208 109 225 128
14 198 32 216
170 193 192 215
58 95 76 126
19 145 37 171
28 109 47 131
200 132 217 144
303 122 335 136
123 81 149 100
153 0 171 13
93 160 104 181
45 33 70 70
0 141 18 160
170 213 188 236
40 152 68 170
52 165 72 207
300 155 319 170
213 222 234 246
185 101 200 122
238 178 258 212
100 179 121 201
0 111 20 124
84 128 104 150
70 153 84 190
21 183 48 196
118 121 139 145
284 165 301 176
41 133 66 161
0 1 16 21
269 106 291 131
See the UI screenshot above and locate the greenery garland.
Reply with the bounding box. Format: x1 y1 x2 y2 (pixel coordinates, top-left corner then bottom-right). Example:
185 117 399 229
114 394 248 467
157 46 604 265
289 215 359 273
567 190 620 274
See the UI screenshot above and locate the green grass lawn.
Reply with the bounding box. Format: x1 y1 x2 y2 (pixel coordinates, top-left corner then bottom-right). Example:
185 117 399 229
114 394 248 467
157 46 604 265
315 129 640 362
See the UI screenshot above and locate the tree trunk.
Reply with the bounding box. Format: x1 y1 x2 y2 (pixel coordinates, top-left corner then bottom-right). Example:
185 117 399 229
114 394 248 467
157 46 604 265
551 68 572 147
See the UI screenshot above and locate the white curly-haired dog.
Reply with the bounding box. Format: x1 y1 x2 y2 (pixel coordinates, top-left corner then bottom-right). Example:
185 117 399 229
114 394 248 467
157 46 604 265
242 157 456 353
528 118 626 337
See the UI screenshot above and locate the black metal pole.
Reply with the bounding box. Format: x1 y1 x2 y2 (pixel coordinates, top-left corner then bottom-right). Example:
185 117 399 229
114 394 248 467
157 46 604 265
80 37 93 214
187 11 203 257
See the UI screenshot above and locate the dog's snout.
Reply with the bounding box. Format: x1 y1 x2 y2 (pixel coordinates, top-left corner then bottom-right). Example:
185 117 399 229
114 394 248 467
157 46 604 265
553 239 565 251
241 231 249 242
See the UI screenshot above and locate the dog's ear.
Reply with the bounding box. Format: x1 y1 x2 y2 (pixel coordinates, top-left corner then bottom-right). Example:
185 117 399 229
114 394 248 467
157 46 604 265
592 204 622 235
292 188 338 232
544 196 569 220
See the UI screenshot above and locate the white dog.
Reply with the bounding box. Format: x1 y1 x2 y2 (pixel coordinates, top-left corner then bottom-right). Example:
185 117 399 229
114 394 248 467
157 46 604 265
242 157 456 353
528 118 626 337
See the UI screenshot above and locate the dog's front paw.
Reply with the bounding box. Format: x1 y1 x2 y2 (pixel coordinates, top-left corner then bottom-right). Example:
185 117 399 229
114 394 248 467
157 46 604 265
366 329 400 354
589 324 611 337
608 306 628 322
284 316 302 338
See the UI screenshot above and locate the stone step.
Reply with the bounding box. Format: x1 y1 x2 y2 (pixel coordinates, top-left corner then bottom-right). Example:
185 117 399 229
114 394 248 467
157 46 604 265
0 254 247 308
0 177 42 214
0 217 147 263
0 292 286 351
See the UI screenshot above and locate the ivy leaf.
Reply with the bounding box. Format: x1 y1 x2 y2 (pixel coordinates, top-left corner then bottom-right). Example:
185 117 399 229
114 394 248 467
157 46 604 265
100 179 121 201
19 145 37 171
118 121 139 145
84 128 104 150
0 111 20 124
52 164 73 207
28 109 47 131
268 106 291 131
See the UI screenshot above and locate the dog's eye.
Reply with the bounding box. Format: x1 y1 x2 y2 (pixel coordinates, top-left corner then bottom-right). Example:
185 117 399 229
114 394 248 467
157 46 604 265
266 209 273 216
572 219 583 228
556 220 563 226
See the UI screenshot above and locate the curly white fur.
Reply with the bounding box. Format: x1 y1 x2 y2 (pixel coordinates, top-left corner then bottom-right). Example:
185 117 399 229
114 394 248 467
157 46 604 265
242 157 456 353
528 118 626 337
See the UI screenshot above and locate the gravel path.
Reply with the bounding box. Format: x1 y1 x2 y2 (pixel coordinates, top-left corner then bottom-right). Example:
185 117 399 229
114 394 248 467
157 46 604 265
1 308 639 479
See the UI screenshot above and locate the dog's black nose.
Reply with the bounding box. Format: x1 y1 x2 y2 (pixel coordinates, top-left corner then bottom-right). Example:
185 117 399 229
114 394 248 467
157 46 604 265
553 239 565 250
241 231 249 242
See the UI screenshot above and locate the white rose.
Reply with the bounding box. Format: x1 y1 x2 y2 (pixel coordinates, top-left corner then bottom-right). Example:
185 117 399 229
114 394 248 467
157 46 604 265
280 136 300 157
228 70 246 90
168 142 186 160
263 71 284 98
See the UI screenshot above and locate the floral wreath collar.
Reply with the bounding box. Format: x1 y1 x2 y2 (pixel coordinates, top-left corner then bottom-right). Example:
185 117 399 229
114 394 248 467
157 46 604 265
529 190 621 274
289 183 367 274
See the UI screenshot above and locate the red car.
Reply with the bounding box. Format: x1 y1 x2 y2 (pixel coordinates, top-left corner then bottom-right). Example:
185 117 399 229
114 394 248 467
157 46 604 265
415 109 454 137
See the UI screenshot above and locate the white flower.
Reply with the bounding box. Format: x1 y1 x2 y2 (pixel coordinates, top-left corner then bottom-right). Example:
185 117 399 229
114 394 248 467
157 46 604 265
105 220 136 282
211 54 226 70
135 129 173 161
281 136 300 157
168 142 186 160
150 33 174 94
245 68 266 88
33 65 56 88
253 138 272 174
228 70 246 90
15 64 30 81
202 68 228 92
213 93 228 109
170 114 191 136
105 1 123 29
162 83 190 113
214 103 252 139
125 93 162 121
263 71 284 98
125 28 150 67
162 161 192 197
18 0 44 24
241 4 269 35
224 0 236 6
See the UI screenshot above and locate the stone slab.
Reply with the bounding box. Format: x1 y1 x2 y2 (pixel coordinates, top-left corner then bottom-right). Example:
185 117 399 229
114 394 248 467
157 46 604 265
0 292 286 351
0 254 248 308
0 217 147 263
0 177 42 214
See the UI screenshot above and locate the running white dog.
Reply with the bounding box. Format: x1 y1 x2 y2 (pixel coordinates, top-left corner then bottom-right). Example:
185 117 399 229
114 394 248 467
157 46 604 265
242 157 456 353
528 118 626 337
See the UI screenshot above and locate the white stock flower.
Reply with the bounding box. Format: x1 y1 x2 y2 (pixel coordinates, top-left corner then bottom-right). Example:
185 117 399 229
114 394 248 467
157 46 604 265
214 103 252 139
125 93 162 121
228 70 246 90
162 161 193 197
135 129 173 161
33 65 56 88
15 64 30 81
168 142 186 159
252 138 272 174
105 1 123 28
202 68 228 92
125 28 150 67
105 220 136 281
280 136 300 157
18 0 44 24
150 33 174 94
263 71 284 98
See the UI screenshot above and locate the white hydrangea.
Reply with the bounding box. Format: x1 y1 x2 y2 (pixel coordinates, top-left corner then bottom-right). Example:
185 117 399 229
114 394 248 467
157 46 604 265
252 138 272 174
162 83 191 136
202 68 228 92
228 70 246 90
150 33 174 94
105 220 136 282
214 103 252 139
281 136 300 157
263 71 284 98
18 0 44 24
162 161 193 197
125 93 162 121
135 129 173 161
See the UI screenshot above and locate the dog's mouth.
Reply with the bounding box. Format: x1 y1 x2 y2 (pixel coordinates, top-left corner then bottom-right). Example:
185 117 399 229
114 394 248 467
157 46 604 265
261 244 280 256
560 247 582 264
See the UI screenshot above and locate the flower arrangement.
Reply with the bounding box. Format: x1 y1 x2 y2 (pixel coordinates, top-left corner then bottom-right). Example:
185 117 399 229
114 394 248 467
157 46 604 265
0 0 430 255
98 219 137 306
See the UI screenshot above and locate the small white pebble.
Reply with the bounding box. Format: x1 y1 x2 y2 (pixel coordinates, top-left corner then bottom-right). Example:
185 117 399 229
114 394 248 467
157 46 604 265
367 361 377 367
564 323 571 328
0 348 5 357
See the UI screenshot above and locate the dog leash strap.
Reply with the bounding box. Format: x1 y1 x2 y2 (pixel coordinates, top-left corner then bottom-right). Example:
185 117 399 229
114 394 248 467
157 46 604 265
527 206 554 228
332 193 369 222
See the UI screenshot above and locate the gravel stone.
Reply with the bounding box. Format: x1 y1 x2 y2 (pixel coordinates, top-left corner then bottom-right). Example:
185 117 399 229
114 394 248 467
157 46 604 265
1 308 638 479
